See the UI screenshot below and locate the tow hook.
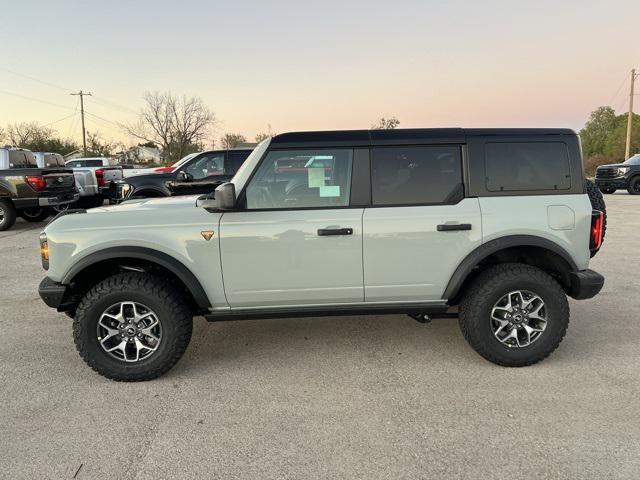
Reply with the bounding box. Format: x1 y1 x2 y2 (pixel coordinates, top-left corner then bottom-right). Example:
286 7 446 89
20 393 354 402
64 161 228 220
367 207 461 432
408 313 432 324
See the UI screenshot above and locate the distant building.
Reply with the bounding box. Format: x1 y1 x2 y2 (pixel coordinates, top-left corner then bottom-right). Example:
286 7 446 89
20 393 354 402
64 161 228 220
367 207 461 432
118 146 162 164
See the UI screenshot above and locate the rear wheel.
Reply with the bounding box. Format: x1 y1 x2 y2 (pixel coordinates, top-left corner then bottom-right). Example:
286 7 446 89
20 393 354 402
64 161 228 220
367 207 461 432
73 272 193 381
628 177 640 195
459 263 569 367
19 207 50 222
0 199 17 231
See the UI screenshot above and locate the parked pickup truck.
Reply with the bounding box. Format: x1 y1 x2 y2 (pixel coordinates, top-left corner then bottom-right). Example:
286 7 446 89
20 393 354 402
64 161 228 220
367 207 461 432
38 129 606 381
112 149 252 201
0 147 78 230
64 157 123 208
595 153 640 194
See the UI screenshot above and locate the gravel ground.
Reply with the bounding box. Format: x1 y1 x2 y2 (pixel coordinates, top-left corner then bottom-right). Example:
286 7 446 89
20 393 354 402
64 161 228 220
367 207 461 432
0 192 638 479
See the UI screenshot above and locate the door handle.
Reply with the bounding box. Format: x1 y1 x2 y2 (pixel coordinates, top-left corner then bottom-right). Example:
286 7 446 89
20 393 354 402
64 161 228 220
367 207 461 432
317 227 353 236
437 223 472 232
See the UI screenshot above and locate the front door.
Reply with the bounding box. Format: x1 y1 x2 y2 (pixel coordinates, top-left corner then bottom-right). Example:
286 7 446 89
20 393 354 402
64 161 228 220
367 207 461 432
363 145 482 302
219 148 364 308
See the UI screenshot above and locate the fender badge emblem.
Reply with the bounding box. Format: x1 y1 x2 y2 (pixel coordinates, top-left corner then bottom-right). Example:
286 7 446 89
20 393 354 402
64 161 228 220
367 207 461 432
201 230 215 241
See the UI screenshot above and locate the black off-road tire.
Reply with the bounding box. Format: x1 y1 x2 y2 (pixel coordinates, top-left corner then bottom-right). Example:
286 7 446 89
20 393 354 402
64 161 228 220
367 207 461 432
584 179 606 255
19 207 50 222
0 198 17 231
628 176 640 195
73 272 193 381
458 263 569 367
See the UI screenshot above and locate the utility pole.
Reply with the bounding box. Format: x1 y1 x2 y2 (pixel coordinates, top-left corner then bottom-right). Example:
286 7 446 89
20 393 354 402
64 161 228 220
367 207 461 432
70 90 92 156
624 69 637 160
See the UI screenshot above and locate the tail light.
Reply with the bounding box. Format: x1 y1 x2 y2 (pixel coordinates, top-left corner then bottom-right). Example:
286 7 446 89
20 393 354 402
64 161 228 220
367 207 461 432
26 175 47 192
590 210 604 251
95 169 105 187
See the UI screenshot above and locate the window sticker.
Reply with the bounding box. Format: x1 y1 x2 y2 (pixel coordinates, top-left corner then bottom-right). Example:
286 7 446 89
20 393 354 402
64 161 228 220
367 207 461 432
308 167 325 188
319 185 340 197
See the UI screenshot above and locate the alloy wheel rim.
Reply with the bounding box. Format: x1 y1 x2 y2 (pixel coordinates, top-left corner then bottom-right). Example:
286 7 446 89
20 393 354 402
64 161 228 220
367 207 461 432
96 301 162 362
490 290 547 348
0 206 4 224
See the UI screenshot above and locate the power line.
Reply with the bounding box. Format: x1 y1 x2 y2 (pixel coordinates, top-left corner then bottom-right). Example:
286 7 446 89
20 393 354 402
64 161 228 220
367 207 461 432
0 89 74 111
608 72 630 107
43 113 77 128
88 96 138 115
0 66 70 92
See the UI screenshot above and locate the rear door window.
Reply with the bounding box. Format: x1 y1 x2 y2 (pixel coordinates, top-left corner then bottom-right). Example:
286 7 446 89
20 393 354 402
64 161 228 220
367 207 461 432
485 142 571 192
371 145 463 205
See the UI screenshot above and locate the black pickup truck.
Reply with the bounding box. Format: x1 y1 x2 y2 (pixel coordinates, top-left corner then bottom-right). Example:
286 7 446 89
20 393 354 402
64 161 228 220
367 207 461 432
113 148 253 201
0 148 79 231
595 154 640 194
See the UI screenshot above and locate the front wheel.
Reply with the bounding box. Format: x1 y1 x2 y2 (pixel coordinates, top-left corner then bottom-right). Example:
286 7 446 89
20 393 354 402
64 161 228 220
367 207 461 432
73 273 193 381
0 199 17 231
458 263 569 367
627 177 640 195
19 207 50 222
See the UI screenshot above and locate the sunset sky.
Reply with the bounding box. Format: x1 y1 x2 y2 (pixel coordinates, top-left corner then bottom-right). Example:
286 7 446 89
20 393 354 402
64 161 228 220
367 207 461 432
1 0 639 146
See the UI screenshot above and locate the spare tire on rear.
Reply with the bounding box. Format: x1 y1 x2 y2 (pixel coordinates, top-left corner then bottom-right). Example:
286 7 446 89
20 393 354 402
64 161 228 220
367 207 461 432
584 179 606 256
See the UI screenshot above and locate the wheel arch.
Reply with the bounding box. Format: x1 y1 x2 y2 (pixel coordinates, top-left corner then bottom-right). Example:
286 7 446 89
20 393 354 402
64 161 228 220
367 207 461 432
444 235 578 303
131 186 168 198
61 247 211 312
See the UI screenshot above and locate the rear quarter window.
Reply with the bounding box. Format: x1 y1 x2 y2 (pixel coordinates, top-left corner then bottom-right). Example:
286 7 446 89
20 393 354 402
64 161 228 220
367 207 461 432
485 142 571 192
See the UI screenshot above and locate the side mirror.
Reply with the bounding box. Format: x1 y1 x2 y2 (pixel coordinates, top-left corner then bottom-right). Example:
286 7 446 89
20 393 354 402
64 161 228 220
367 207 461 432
215 182 236 210
177 171 191 182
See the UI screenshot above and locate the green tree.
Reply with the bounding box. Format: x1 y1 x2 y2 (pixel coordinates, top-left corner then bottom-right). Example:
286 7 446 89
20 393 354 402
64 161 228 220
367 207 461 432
579 107 617 157
220 133 247 149
371 116 400 129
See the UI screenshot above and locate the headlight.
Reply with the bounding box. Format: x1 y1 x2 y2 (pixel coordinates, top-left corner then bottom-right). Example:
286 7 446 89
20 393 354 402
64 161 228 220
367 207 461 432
618 167 630 175
39 233 49 270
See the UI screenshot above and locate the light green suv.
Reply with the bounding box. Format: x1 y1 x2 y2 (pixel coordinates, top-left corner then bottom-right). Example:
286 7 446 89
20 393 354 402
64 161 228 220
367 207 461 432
38 129 606 381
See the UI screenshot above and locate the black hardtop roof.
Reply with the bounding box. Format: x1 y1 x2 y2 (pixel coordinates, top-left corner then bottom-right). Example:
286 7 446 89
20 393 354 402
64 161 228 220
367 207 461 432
271 128 577 147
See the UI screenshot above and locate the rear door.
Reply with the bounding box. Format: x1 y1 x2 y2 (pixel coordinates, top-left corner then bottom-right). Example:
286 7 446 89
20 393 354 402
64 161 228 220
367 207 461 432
363 145 482 302
219 148 365 308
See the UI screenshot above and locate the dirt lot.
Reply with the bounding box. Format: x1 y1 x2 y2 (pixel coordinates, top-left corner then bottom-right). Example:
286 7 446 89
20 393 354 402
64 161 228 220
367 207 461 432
1 193 638 480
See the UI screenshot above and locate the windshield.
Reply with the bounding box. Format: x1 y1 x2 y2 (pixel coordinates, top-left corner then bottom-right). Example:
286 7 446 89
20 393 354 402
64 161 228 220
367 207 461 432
229 138 271 191
172 153 198 168
624 154 640 165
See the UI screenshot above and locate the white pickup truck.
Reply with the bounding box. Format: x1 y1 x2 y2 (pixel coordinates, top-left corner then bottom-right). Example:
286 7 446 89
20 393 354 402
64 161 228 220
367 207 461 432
64 157 123 208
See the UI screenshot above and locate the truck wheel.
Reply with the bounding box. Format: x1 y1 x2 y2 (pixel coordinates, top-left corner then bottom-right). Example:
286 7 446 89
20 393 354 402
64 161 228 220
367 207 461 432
458 263 569 367
73 272 193 381
0 199 17 231
584 179 606 255
19 207 50 222
599 187 616 194
628 177 640 195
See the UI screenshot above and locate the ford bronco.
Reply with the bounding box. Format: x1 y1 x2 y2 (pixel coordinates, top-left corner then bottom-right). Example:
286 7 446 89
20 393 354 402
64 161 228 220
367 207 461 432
38 129 606 381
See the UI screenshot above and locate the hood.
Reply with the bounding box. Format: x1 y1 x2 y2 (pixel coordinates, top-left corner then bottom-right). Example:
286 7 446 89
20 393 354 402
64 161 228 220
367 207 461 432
126 172 175 184
596 163 625 169
89 195 200 214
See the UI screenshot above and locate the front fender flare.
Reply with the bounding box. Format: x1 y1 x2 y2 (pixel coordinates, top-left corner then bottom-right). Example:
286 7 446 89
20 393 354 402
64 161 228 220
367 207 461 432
61 246 211 310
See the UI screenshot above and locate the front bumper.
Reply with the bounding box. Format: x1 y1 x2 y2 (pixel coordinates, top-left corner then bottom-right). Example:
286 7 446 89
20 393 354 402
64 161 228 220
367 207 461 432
38 192 80 206
568 269 604 300
595 177 628 189
39 277 69 309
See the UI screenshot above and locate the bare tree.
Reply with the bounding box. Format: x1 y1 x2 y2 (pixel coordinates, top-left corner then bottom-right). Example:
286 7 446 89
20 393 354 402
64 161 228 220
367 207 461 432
255 124 276 142
123 91 217 160
220 133 247 149
0 126 5 144
6 122 54 146
371 116 400 129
